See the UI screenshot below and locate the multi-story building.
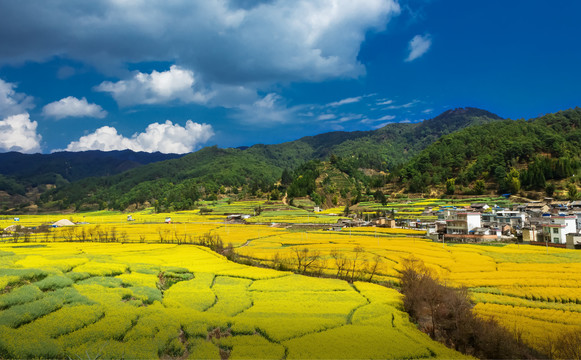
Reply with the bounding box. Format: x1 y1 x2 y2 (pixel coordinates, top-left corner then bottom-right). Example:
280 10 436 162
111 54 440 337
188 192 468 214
446 212 481 235
495 211 527 229
542 215 577 244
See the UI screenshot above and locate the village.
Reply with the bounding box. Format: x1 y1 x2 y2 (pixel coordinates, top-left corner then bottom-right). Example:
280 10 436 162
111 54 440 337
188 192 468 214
350 199 581 249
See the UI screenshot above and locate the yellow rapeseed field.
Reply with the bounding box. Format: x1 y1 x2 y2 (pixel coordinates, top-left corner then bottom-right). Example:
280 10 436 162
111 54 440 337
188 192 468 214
0 241 466 359
2 211 581 353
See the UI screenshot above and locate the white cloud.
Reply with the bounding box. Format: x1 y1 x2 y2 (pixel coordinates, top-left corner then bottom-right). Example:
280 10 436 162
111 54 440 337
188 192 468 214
0 78 34 117
383 99 420 110
96 66 209 107
327 96 363 107
336 114 364 123
62 120 214 154
0 113 42 153
317 114 337 121
376 99 393 105
378 114 396 121
360 114 395 125
422 108 434 114
405 34 432 62
233 93 304 125
0 1 400 84
42 96 107 119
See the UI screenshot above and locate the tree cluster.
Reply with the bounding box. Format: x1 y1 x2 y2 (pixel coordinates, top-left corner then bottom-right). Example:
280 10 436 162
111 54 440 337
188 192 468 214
399 257 537 359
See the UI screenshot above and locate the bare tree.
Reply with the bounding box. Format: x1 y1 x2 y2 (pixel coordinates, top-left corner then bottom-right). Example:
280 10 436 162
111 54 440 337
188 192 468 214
349 246 366 283
330 250 350 279
366 255 383 282
292 248 321 274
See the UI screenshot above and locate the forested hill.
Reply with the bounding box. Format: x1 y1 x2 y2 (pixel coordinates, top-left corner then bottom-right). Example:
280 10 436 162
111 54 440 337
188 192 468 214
35 107 502 211
0 150 182 197
400 107 581 195
262 106 502 170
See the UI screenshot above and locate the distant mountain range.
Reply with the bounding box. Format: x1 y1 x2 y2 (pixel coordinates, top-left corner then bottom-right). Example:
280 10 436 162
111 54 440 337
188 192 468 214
2 106 580 212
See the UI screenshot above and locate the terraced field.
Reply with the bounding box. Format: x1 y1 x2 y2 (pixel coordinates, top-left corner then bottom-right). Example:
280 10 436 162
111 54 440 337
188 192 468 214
2 202 581 354
0 243 464 359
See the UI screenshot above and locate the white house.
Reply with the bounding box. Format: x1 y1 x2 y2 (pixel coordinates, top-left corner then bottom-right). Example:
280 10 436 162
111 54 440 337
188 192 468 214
542 215 577 244
446 212 481 235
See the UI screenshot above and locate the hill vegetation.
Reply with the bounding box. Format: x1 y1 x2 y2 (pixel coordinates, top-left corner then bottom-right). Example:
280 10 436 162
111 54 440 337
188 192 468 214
30 107 501 211
398 108 581 197
4 107 581 212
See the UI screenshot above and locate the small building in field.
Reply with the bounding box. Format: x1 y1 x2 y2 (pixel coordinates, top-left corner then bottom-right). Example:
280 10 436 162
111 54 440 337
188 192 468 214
375 217 396 228
522 226 539 242
566 234 581 249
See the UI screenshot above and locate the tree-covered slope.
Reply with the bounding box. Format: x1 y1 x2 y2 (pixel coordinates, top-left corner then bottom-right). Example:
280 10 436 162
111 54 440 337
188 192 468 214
400 107 581 195
0 150 182 193
37 107 502 211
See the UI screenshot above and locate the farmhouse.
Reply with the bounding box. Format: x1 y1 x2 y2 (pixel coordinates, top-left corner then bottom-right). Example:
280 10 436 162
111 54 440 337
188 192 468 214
524 202 550 215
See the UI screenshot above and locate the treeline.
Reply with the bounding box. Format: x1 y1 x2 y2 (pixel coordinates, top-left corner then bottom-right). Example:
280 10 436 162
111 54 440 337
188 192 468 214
265 246 383 283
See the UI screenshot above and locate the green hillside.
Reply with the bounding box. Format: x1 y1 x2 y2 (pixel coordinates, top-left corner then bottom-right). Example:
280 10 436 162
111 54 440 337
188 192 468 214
399 108 581 196
36 107 500 211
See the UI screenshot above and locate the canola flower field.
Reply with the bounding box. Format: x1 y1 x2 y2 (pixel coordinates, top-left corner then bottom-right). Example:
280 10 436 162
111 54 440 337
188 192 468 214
0 242 465 359
1 199 581 354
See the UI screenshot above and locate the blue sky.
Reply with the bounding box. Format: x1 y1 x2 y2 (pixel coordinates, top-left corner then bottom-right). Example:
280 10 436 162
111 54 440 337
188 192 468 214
0 0 579 154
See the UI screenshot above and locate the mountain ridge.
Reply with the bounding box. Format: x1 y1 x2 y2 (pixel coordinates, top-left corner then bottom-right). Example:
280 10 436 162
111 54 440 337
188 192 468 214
25 106 504 211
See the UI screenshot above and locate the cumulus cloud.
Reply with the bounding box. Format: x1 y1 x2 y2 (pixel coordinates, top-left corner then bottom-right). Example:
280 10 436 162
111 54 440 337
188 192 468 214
96 66 208 107
62 120 214 154
0 113 42 153
0 1 400 84
0 78 34 117
405 34 432 62
42 96 107 119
